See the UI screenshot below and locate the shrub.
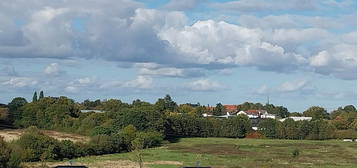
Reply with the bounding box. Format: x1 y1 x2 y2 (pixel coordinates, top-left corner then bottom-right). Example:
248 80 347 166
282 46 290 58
16 126 61 161
292 149 300 158
334 130 357 139
0 136 11 168
246 132 265 139
135 131 164 148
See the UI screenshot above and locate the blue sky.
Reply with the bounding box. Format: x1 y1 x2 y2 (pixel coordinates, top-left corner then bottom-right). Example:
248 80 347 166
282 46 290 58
1 0 357 112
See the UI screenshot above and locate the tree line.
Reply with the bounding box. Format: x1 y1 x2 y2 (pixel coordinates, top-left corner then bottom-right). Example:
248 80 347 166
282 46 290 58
2 92 357 167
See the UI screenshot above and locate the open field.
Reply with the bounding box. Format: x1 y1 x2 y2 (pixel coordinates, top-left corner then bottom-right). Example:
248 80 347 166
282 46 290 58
26 137 357 168
0 129 89 142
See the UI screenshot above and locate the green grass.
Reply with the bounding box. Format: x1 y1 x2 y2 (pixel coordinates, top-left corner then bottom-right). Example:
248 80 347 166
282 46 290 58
60 138 357 168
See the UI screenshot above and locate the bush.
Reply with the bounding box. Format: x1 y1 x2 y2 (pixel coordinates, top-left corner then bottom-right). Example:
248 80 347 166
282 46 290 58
135 131 164 148
88 135 116 155
246 132 265 139
334 130 357 139
292 149 300 158
0 136 21 168
0 136 11 168
16 127 61 161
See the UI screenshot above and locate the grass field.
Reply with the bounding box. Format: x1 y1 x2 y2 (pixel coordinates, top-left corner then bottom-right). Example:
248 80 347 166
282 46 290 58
26 137 357 168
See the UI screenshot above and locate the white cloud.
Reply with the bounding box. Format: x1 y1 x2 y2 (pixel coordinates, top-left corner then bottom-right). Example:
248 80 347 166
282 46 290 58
123 76 153 89
159 20 306 72
78 77 93 84
278 80 308 92
2 77 38 88
64 86 79 93
0 0 357 81
44 63 61 75
186 79 225 91
135 63 205 78
309 43 357 79
99 76 153 89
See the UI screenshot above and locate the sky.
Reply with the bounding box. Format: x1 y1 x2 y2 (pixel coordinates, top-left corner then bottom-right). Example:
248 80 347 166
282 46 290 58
1 0 357 112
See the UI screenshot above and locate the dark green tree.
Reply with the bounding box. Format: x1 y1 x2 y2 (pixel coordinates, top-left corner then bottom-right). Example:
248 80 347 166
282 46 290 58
258 118 278 138
8 97 28 124
213 103 225 116
39 91 44 100
155 94 177 112
32 91 38 102
343 105 356 113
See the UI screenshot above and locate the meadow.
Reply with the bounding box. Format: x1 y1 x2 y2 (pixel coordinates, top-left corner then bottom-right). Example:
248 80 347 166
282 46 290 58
26 137 357 168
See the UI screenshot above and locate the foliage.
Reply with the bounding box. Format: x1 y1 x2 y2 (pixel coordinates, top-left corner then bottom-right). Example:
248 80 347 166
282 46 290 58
258 119 278 138
236 102 289 118
155 94 178 113
39 91 44 100
165 114 251 138
213 103 225 116
291 149 300 158
258 119 335 140
8 97 27 124
303 106 329 120
245 132 265 139
32 92 38 102
0 136 11 168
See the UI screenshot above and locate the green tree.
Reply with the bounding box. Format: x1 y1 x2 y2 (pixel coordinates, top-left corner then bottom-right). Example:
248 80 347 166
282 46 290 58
155 94 177 113
213 103 225 116
39 91 44 100
8 97 27 124
258 118 278 138
303 106 329 120
32 91 38 102
343 105 356 112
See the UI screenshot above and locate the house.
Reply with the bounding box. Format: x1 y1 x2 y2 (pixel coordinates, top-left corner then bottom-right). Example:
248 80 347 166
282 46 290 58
260 112 276 119
279 116 312 122
224 105 237 113
237 110 276 119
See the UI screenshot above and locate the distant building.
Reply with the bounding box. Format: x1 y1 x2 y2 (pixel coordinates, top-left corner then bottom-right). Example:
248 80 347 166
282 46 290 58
279 116 312 122
80 110 105 113
223 105 237 113
237 110 275 119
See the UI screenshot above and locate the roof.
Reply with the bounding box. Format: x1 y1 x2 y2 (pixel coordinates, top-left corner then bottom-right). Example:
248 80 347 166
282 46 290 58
224 105 237 112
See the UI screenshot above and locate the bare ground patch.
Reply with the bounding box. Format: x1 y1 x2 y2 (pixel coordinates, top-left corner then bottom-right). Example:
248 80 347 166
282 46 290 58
25 160 183 168
0 129 89 142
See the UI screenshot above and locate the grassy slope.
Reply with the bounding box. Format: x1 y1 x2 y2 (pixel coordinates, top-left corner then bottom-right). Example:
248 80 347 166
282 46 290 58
32 138 357 168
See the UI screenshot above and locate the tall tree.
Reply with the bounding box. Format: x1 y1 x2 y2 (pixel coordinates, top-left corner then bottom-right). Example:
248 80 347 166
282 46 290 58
32 91 38 102
39 91 44 100
213 103 225 116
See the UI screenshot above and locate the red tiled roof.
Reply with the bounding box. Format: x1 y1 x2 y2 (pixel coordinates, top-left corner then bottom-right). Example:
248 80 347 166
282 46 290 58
224 105 237 111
